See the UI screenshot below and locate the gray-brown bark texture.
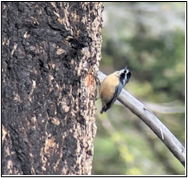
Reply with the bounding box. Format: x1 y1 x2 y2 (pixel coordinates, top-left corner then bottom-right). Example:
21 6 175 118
2 2 103 175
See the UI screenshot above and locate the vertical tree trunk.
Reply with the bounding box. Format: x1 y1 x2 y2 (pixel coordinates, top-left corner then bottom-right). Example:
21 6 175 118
2 2 103 175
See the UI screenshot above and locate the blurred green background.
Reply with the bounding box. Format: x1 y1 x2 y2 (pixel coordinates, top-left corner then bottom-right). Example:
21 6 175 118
93 2 185 175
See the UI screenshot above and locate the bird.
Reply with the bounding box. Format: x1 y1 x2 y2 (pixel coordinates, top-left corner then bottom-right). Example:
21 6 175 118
99 67 131 114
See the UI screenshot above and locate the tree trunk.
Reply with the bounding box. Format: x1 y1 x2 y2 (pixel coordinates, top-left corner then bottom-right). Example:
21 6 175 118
2 2 103 175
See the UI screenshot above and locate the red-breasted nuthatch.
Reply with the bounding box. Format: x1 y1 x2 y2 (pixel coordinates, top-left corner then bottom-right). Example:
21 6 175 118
99 67 131 114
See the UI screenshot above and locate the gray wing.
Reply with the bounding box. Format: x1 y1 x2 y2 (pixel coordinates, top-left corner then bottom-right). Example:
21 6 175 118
104 83 123 112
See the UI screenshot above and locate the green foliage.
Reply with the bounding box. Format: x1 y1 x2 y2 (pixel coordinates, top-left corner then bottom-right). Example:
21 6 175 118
94 2 185 175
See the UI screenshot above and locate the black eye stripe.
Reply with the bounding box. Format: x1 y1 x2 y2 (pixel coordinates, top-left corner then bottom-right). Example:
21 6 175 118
121 73 125 78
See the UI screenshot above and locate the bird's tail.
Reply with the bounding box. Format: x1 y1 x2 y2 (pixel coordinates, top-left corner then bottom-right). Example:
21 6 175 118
100 108 104 114
100 106 107 114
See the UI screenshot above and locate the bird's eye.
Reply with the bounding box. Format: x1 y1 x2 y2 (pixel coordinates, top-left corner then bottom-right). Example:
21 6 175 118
123 69 127 74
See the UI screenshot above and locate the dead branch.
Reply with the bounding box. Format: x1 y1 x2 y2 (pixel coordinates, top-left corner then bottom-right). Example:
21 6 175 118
98 70 185 167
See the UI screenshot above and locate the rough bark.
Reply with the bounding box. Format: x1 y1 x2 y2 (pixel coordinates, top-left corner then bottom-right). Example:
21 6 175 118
2 2 103 175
